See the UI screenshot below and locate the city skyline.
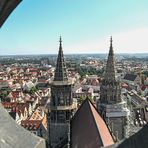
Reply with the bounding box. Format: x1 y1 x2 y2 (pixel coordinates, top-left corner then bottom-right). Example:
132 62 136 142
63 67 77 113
0 0 148 55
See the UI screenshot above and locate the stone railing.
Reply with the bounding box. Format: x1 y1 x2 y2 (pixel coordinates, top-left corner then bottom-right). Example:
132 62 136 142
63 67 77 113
50 102 77 110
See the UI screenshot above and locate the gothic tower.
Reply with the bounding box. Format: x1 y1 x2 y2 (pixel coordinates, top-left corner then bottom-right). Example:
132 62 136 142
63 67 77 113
48 37 77 148
97 37 130 140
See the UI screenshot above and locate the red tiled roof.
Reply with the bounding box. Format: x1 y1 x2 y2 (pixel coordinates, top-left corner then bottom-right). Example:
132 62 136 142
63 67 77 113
21 120 41 131
141 85 148 91
89 102 114 147
2 102 29 116
71 99 114 148
10 91 20 98
122 83 128 88
2 102 17 109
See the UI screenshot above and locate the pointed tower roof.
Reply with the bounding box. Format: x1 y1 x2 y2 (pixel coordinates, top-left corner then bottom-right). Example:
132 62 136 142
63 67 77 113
54 37 68 81
105 36 116 81
71 99 114 148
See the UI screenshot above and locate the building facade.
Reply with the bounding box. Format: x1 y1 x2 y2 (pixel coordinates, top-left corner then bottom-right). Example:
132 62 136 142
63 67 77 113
97 37 130 140
47 37 77 148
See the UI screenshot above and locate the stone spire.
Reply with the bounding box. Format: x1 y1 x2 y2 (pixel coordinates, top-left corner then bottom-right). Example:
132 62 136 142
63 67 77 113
48 37 77 148
54 36 68 81
105 36 116 81
100 36 121 104
98 37 130 141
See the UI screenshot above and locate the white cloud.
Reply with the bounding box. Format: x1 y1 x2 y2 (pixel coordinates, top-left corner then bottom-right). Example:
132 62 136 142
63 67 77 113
65 27 148 53
114 27 148 53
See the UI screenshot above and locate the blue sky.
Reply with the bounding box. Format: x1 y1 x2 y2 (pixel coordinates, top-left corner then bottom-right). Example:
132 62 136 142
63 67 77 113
0 0 148 55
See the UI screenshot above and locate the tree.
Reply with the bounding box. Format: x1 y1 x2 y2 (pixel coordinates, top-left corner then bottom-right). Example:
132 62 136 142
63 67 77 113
0 90 9 102
30 87 37 94
142 71 148 77
79 96 85 104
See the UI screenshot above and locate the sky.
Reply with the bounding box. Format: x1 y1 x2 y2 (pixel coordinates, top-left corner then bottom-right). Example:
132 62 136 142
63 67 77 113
0 0 148 55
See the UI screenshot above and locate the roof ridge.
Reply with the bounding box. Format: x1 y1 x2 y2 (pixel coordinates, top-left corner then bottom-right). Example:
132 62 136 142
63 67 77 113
87 100 104 146
88 100 114 146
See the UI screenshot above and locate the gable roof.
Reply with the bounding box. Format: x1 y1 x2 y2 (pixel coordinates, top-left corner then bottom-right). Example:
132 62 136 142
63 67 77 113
71 99 114 148
0 104 46 148
141 85 148 91
2 102 29 116
124 74 137 81
21 120 41 131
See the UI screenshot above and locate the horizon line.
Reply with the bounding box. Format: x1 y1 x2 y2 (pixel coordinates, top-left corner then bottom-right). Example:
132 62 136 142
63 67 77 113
0 52 148 56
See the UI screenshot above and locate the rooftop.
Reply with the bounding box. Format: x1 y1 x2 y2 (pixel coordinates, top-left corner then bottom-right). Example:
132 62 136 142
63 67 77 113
124 74 137 82
0 104 46 148
71 99 114 148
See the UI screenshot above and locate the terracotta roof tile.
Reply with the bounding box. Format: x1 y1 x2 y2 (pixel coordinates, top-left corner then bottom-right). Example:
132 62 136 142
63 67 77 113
89 101 114 147
21 120 41 131
71 99 114 148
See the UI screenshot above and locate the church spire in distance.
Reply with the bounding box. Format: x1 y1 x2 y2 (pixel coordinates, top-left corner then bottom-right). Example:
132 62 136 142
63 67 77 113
54 36 68 81
98 37 129 140
104 36 116 81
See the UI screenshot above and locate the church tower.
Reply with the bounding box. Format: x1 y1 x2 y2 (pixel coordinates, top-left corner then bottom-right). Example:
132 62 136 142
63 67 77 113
98 37 130 140
48 37 77 148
